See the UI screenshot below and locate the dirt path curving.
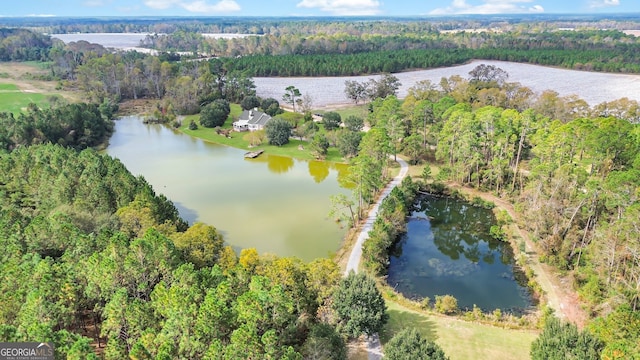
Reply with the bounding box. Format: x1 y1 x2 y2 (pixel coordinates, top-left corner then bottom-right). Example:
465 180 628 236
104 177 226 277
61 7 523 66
344 156 409 360
450 183 588 328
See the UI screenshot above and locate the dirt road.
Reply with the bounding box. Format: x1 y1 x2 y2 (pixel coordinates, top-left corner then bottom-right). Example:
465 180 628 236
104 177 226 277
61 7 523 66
344 157 408 360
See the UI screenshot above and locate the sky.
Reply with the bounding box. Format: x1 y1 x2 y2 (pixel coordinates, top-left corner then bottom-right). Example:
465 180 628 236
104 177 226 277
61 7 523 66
0 0 637 17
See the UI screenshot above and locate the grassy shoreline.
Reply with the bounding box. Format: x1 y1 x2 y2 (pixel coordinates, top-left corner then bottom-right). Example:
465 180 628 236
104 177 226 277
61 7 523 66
176 109 347 163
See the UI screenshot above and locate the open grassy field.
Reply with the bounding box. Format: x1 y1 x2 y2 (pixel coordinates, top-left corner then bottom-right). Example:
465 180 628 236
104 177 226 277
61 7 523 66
382 301 538 360
0 83 19 91
0 62 78 114
0 89 50 114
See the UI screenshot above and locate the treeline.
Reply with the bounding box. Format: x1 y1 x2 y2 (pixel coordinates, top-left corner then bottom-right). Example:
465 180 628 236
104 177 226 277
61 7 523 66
0 28 51 61
0 102 115 151
0 144 390 359
14 16 640 38
224 45 640 77
57 51 256 115
362 177 418 275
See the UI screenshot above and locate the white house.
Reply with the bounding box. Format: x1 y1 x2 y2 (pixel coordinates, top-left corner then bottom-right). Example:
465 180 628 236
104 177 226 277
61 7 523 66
233 108 272 132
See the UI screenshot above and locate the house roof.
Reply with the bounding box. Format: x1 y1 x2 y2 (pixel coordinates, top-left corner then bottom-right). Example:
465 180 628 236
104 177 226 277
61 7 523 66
239 109 272 126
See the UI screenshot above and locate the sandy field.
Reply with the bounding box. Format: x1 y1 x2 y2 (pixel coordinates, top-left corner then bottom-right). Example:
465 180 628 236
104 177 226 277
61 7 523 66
253 60 640 108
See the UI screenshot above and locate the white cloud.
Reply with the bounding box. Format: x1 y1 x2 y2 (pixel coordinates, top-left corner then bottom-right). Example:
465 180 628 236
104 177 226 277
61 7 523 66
430 0 545 15
589 0 620 8
144 0 240 12
529 4 544 12
26 14 57 17
296 0 382 15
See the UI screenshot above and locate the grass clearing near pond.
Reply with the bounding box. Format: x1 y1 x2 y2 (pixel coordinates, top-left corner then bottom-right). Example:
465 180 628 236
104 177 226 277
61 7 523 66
179 109 346 163
382 301 538 360
0 88 50 114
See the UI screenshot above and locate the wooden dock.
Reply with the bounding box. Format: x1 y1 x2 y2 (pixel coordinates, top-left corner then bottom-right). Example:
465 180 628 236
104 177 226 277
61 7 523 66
244 149 264 159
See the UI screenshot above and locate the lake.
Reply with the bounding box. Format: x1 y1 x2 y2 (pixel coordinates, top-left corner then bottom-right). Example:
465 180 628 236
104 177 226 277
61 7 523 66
51 32 259 51
106 116 350 261
51 33 151 48
387 194 532 312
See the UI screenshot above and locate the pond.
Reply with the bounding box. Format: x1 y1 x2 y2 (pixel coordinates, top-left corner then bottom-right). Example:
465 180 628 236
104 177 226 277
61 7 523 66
387 194 532 312
106 116 351 262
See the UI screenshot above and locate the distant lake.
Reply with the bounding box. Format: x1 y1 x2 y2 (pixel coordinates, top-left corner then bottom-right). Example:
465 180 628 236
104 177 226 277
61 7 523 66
106 116 350 261
51 32 259 50
387 194 532 312
51 33 150 48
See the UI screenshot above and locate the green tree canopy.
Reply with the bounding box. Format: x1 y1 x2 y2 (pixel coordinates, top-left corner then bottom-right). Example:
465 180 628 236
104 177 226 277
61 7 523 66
344 115 365 132
336 130 362 158
384 328 449 360
241 95 261 110
199 99 231 128
265 117 292 146
332 271 388 338
323 112 342 131
530 317 603 360
302 323 347 360
261 97 283 116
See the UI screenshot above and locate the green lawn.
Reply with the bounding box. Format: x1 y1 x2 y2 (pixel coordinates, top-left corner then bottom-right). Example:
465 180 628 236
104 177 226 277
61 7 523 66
0 83 19 91
382 301 538 360
334 104 370 120
179 106 345 163
0 90 49 114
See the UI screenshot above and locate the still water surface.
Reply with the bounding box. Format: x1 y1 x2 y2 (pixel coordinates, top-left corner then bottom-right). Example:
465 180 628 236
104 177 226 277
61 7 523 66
387 194 532 311
106 116 350 261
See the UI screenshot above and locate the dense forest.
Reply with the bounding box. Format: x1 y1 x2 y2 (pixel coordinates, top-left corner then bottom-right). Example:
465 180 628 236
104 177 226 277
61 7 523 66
0 144 394 359
0 102 116 151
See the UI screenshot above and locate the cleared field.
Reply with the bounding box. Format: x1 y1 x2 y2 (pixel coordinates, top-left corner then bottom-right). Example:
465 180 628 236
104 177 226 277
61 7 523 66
254 60 640 108
382 301 538 360
0 83 19 91
0 87 49 114
0 62 78 113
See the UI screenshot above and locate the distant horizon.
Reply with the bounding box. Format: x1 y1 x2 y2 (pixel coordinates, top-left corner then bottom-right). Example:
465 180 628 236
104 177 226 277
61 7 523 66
1 12 640 18
0 0 638 18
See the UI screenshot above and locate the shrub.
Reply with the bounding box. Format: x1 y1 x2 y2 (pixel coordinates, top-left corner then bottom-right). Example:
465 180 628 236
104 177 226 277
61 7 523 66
323 111 342 131
385 328 449 360
434 295 458 315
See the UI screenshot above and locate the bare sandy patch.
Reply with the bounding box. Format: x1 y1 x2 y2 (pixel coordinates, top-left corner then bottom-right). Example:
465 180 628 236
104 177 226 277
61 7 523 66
254 60 640 108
